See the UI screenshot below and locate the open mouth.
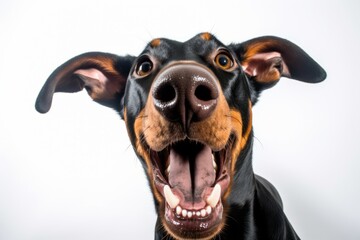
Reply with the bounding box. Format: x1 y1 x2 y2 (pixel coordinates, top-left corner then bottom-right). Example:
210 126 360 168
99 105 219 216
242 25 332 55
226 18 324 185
149 137 233 238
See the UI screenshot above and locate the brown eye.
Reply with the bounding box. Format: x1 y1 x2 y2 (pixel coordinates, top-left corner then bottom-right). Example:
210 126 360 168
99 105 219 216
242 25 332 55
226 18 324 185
215 52 233 70
136 58 153 76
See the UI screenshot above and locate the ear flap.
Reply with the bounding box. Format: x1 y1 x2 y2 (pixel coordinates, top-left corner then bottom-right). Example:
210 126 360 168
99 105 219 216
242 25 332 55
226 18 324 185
35 52 135 115
230 36 326 92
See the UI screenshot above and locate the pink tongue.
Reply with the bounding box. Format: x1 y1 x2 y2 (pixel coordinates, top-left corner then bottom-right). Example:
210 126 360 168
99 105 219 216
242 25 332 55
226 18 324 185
168 142 216 202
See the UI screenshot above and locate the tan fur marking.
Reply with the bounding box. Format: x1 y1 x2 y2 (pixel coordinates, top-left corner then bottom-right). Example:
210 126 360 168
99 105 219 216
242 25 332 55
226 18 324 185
123 107 128 130
150 38 161 48
142 95 185 151
200 32 212 41
257 68 281 83
242 41 277 60
227 102 252 174
189 93 231 150
133 109 163 203
240 101 253 150
229 110 243 177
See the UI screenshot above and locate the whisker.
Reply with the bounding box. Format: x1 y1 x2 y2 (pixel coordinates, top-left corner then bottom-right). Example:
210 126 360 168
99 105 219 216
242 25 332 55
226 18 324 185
253 135 264 148
224 113 244 126
124 143 132 151
159 224 171 240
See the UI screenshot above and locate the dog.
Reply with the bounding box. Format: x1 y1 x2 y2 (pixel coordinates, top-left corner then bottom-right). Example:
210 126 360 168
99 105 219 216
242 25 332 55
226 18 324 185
36 32 326 239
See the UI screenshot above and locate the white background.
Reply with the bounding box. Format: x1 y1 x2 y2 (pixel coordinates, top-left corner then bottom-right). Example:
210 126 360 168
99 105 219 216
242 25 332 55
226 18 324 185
1 0 359 239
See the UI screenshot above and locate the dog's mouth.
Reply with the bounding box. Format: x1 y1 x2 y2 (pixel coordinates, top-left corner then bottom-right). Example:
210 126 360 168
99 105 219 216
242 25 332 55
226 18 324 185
149 137 233 238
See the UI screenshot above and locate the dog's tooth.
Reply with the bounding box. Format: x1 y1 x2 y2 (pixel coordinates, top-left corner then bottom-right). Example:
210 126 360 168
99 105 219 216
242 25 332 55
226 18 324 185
182 209 188 218
174 205 217 219
212 154 217 170
211 154 217 169
206 183 221 208
166 165 171 175
163 185 180 209
206 205 212 215
176 206 182 215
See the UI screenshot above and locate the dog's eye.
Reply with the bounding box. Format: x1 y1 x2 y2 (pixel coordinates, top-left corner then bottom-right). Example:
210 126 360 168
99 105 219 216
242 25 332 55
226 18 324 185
215 52 234 70
136 58 153 77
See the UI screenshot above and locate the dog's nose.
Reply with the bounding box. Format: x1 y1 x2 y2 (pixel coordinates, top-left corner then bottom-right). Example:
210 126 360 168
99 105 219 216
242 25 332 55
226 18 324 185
152 63 219 130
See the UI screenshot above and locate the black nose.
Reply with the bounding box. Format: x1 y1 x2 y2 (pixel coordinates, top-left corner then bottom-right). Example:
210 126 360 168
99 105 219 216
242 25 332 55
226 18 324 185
152 63 219 130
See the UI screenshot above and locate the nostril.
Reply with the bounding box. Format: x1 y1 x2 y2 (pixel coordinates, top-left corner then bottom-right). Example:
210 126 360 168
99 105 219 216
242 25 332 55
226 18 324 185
152 64 220 126
194 85 217 102
153 83 176 103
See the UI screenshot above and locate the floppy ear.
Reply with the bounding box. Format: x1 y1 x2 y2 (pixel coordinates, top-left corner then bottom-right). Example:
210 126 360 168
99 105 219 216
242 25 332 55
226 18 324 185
35 52 135 116
229 36 326 92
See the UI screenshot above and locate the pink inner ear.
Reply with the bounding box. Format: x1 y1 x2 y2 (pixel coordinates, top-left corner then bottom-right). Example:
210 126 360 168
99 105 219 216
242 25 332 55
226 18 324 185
241 52 290 77
74 68 109 85
74 68 112 99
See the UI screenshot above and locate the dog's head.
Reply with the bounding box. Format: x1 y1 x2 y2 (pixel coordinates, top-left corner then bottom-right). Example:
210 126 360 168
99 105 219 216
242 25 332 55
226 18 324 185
36 33 326 239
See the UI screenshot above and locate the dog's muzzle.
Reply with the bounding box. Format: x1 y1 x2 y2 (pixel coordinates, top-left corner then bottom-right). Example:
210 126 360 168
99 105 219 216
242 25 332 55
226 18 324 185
140 62 232 238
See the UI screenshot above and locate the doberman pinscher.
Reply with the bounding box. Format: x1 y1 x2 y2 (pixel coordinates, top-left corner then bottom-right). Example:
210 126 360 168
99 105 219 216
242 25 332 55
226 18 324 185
36 32 326 240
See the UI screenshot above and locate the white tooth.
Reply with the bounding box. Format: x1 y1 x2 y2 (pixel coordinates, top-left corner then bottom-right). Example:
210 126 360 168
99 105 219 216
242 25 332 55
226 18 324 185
196 211 201 217
206 205 212 215
206 184 221 208
212 154 217 170
164 185 180 209
182 209 188 218
176 206 182 215
200 209 206 217
187 211 193 218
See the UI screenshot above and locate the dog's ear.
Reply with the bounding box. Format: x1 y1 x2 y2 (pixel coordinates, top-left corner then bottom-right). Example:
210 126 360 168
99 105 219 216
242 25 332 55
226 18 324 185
35 52 135 117
230 36 326 93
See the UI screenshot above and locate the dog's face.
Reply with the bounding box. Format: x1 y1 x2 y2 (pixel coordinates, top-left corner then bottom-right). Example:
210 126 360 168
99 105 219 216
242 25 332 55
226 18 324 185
123 33 251 238
36 33 326 239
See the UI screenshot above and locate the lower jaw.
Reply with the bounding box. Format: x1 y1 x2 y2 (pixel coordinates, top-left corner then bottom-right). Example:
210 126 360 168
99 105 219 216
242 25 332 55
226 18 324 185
163 201 224 239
